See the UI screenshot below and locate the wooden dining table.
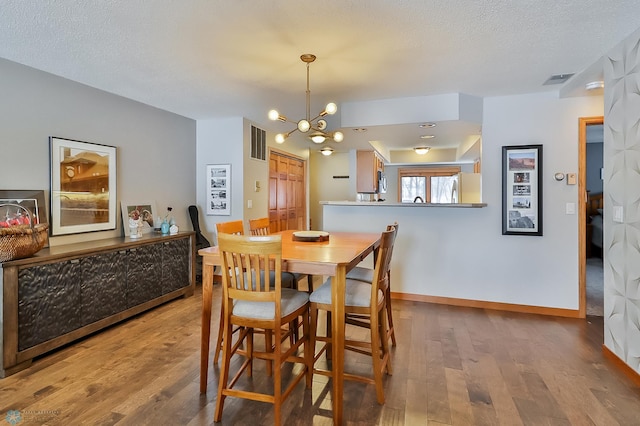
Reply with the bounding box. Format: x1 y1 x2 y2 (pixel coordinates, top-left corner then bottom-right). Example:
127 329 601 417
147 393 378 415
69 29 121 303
198 229 381 425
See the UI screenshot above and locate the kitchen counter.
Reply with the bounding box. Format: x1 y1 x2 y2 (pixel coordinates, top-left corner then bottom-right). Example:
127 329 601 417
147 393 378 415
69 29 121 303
320 201 487 208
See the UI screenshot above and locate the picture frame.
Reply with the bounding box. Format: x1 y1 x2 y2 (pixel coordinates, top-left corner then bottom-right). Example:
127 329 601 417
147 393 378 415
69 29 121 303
49 137 117 236
206 164 231 215
0 189 49 247
502 144 543 236
121 201 158 236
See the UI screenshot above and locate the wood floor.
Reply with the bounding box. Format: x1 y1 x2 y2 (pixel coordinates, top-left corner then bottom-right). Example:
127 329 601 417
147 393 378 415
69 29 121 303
2 282 640 425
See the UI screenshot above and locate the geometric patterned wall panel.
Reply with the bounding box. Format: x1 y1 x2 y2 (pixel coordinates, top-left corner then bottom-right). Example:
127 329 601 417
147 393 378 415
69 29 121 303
603 29 640 373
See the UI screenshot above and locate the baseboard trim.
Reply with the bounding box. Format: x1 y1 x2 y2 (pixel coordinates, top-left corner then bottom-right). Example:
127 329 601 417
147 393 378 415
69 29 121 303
390 292 581 318
602 345 640 386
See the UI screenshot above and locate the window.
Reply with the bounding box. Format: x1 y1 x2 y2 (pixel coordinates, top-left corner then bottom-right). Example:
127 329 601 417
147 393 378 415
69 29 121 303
399 166 460 203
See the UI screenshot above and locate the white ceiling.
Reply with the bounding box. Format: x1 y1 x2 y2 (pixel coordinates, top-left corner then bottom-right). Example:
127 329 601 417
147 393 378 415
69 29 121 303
1 1 638 153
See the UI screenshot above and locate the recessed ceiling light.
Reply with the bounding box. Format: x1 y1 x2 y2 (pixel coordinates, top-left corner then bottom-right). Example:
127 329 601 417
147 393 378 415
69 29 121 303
419 123 436 128
352 128 367 132
420 135 435 139
585 81 604 91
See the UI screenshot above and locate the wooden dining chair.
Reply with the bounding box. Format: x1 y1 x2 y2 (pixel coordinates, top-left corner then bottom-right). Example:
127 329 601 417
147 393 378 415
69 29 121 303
214 219 296 365
346 222 399 346
249 217 312 292
212 220 246 363
214 233 312 426
308 227 395 404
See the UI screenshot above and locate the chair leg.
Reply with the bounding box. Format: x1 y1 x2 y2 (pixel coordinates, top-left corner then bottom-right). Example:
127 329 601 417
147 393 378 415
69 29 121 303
214 318 233 422
273 325 282 426
214 305 225 363
369 310 385 404
265 330 273 376
386 289 396 346
386 270 396 346
309 304 318 363
303 308 313 388
379 306 392 376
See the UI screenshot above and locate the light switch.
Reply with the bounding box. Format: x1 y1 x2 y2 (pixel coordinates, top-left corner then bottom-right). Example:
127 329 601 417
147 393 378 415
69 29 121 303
566 173 577 185
613 205 624 223
254 180 261 192
565 203 575 215
247 199 252 209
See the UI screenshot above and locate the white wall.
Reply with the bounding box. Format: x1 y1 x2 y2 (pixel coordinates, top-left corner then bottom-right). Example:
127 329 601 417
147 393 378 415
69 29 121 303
309 151 351 230
0 58 196 246
196 117 244 244
602 26 640 373
323 91 603 310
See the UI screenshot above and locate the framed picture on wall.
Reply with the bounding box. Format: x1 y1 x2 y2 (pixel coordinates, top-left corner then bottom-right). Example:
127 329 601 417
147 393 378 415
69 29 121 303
502 144 543 236
206 164 231 216
49 136 117 235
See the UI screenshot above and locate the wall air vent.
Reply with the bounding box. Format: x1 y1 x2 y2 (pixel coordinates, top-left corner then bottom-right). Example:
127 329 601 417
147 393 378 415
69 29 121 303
543 73 575 85
250 125 266 161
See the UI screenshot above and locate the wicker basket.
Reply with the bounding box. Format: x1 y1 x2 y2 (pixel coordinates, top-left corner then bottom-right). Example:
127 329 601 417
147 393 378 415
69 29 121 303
0 203 49 263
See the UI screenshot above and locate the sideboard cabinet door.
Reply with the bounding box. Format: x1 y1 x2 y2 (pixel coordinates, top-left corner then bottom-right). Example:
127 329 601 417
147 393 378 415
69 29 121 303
17 260 82 351
126 244 162 308
81 250 127 325
161 238 190 294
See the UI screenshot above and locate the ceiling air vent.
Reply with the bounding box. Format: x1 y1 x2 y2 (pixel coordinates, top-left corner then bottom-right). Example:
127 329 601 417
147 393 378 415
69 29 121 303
250 125 266 161
543 73 575 85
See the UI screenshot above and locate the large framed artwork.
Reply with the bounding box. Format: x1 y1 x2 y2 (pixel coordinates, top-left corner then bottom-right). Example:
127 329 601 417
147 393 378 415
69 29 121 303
0 189 49 247
49 137 117 236
502 144 543 236
206 164 231 215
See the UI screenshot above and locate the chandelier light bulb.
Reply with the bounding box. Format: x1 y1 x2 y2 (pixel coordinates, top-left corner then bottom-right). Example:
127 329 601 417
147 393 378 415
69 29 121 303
325 103 337 115
268 109 280 121
317 119 327 130
298 119 311 133
333 131 344 142
275 133 286 144
311 133 326 144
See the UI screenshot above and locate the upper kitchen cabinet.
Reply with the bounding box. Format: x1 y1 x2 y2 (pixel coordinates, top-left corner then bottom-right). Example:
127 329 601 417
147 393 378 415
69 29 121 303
357 150 385 193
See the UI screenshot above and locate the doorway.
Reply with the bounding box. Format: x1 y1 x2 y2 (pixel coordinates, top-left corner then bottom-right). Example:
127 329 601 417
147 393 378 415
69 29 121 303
268 150 307 233
579 116 604 317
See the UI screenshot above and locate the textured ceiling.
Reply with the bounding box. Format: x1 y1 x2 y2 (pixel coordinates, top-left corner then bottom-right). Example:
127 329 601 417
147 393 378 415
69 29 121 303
1 1 639 153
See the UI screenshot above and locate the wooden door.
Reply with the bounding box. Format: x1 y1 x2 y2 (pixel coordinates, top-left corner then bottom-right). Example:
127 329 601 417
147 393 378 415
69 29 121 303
268 151 306 232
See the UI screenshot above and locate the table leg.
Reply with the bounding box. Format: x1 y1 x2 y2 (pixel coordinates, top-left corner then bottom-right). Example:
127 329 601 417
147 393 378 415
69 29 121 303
200 262 214 393
331 266 346 425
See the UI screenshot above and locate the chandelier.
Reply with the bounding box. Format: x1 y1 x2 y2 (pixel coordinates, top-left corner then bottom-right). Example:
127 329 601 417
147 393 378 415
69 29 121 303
268 54 344 145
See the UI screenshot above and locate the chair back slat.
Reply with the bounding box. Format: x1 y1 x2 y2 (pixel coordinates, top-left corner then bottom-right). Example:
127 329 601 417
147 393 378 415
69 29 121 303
216 220 244 236
218 233 282 305
249 217 271 236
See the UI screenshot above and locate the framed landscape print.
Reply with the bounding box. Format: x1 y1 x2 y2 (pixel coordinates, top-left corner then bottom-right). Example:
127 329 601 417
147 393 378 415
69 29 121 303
206 164 231 215
49 137 117 236
502 144 543 236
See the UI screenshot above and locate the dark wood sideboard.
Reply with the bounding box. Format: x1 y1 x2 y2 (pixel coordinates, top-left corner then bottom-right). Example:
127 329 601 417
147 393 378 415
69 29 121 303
0 232 195 377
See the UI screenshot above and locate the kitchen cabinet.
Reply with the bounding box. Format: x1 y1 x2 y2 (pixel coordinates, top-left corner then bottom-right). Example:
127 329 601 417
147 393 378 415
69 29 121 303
356 150 385 193
1 232 194 377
